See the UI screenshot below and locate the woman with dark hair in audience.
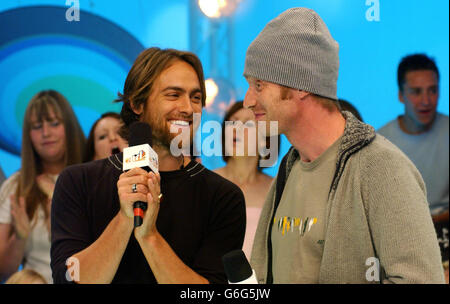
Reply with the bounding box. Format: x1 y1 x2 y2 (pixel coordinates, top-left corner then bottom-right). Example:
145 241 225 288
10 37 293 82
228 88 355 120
83 112 128 162
214 101 279 258
0 90 85 283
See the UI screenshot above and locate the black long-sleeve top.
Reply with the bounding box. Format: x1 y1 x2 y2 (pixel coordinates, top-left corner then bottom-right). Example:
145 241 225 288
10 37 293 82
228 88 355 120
50 154 246 284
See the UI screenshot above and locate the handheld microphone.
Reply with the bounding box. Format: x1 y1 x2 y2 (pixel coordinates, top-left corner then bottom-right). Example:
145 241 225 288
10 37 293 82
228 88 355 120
222 249 258 284
122 122 159 227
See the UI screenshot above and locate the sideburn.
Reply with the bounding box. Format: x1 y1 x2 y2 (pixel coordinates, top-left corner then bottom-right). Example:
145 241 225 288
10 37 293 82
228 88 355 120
142 107 173 150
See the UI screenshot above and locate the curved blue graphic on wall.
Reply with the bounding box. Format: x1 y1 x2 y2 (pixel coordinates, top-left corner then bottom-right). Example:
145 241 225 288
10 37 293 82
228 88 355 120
0 5 145 157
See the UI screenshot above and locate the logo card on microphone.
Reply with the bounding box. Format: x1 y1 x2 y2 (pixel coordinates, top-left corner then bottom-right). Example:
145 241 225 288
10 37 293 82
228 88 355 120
123 144 159 173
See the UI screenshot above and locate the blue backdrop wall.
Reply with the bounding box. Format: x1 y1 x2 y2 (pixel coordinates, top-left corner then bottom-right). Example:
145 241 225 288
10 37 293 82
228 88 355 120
0 0 448 178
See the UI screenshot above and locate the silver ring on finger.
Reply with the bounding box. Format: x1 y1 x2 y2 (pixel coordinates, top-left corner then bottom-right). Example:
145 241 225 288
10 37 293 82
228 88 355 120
132 183 137 193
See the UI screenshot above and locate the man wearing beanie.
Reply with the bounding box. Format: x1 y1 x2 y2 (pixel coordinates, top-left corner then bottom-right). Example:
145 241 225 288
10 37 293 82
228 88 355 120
245 8 444 284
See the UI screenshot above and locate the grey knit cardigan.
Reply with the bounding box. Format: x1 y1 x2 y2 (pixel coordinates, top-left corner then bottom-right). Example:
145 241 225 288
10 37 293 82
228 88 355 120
250 112 445 284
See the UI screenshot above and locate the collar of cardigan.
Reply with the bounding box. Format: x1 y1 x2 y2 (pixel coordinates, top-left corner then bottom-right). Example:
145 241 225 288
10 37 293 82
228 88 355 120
284 111 376 192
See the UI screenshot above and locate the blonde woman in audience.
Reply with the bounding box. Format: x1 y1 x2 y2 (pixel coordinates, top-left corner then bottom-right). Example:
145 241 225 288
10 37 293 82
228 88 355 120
0 90 85 283
5 268 47 284
214 101 279 259
83 112 128 162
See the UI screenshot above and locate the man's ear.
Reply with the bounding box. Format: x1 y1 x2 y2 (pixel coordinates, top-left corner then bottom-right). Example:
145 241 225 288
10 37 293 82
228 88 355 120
130 102 144 116
297 90 311 100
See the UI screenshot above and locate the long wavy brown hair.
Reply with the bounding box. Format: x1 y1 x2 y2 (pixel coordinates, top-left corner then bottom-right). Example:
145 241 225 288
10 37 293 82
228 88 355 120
115 47 206 140
16 90 85 221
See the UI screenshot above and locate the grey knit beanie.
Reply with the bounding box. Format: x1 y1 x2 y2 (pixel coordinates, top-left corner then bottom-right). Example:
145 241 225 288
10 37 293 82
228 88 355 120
244 7 339 100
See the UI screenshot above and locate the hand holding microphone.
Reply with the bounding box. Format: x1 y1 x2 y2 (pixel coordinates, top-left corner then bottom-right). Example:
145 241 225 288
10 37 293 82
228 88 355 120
117 168 154 220
118 122 160 229
133 170 162 240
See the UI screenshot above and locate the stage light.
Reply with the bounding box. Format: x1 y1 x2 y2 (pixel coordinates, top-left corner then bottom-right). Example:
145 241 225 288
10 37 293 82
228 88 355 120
198 0 240 19
204 78 235 117
205 78 219 108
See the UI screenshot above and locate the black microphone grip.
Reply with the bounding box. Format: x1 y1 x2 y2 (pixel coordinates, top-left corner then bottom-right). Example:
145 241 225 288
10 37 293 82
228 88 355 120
133 201 147 227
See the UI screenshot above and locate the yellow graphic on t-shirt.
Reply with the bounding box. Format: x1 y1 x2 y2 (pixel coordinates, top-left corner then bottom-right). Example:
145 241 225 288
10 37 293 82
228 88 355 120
274 216 318 236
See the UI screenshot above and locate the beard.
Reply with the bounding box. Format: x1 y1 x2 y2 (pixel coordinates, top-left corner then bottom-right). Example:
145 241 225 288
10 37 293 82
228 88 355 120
149 117 172 149
144 111 194 152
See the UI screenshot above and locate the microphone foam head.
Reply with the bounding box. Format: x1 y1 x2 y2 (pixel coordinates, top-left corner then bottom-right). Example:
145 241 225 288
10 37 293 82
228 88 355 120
128 122 152 146
222 249 253 283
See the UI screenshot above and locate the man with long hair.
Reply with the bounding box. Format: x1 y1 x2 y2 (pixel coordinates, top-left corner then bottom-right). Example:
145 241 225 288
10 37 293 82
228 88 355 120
50 48 246 283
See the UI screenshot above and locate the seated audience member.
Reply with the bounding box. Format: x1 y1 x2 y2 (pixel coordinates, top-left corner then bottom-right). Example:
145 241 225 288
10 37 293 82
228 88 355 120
50 47 246 284
0 90 85 283
5 268 47 284
378 54 449 282
83 112 128 162
338 99 363 121
214 101 278 258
